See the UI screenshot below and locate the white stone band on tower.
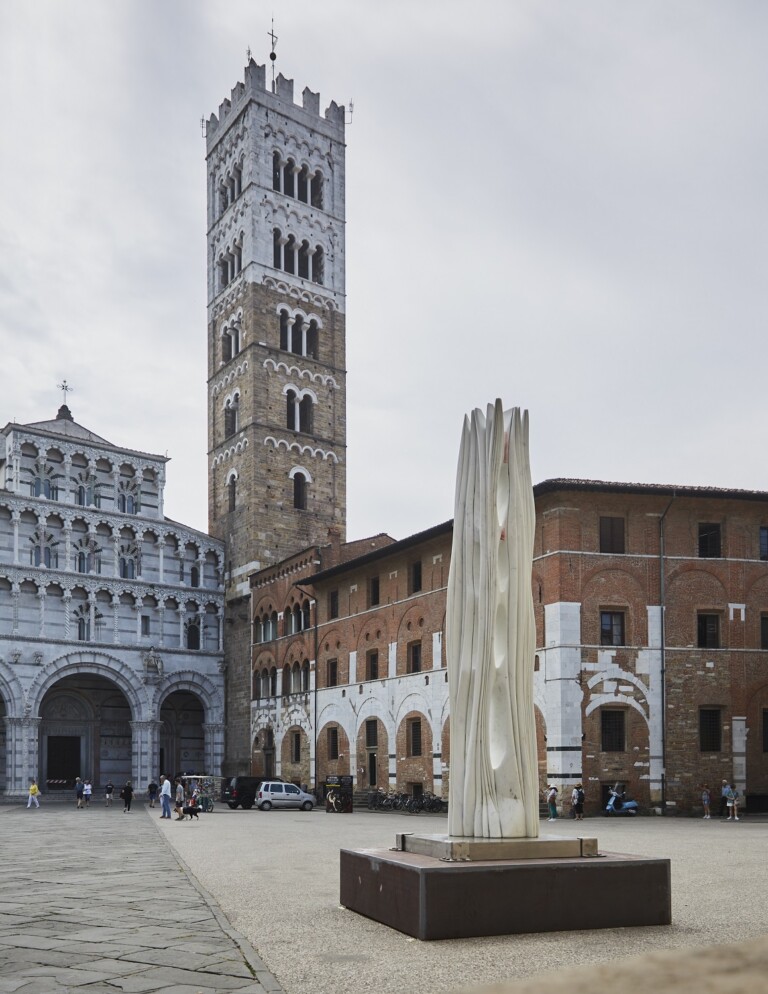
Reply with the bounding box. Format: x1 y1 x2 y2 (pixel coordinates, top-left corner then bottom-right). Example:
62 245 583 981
446 402 539 839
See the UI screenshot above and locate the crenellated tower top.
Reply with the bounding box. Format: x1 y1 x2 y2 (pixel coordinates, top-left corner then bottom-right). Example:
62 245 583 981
206 60 345 150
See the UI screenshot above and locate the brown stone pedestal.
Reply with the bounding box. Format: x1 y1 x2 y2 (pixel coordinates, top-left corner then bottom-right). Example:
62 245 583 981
340 835 671 940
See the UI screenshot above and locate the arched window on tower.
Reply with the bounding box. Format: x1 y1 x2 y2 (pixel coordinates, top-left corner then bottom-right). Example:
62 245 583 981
283 158 296 198
299 395 313 433
312 245 324 285
298 240 310 279
306 320 319 359
273 228 282 269
272 151 282 192
224 395 239 438
297 165 309 203
228 474 237 512
279 309 290 351
286 389 298 431
186 620 201 650
311 171 324 209
302 659 310 692
284 235 296 275
293 472 307 510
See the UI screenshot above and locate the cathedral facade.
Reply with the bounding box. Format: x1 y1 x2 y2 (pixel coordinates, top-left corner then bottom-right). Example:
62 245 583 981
0 406 225 796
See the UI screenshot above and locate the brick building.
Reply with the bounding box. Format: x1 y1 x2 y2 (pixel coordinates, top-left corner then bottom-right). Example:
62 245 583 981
245 479 768 815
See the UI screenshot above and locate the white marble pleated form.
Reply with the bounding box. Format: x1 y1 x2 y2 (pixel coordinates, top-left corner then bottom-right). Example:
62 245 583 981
446 402 539 839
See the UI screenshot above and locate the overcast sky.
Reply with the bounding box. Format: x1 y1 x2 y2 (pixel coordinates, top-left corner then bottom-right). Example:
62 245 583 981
1 1 766 542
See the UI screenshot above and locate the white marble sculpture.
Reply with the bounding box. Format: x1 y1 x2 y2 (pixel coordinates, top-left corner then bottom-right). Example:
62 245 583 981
446 402 539 839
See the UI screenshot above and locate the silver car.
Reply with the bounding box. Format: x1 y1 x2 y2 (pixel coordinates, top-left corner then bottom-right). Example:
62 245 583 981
257 781 315 811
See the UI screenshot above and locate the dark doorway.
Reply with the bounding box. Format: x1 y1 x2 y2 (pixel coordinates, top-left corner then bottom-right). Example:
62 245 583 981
368 752 377 787
47 736 80 789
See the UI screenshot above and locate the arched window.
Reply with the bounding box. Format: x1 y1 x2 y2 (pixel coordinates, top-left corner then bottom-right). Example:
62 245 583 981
312 245 324 285
118 493 137 514
186 621 201 650
119 556 135 580
269 667 278 696
299 395 313 433
228 475 237 512
77 615 89 641
302 660 310 692
293 472 307 510
297 165 309 203
272 151 282 191
222 331 232 363
298 240 310 279
279 309 291 351
302 600 311 630
190 565 200 588
306 320 319 359
273 228 282 269
76 551 90 574
284 235 296 275
311 171 324 209
286 389 298 431
224 396 239 438
283 158 296 198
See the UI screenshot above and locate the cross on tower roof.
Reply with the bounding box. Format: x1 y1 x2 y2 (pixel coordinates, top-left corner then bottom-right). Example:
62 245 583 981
57 380 73 404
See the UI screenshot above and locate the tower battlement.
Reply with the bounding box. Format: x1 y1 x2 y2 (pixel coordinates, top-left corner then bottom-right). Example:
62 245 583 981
206 59 345 142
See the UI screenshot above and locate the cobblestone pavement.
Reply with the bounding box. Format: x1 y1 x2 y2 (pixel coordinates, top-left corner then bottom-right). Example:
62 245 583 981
0 804 283 994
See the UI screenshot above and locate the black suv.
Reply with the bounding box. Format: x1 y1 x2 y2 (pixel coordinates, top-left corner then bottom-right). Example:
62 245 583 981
222 777 262 810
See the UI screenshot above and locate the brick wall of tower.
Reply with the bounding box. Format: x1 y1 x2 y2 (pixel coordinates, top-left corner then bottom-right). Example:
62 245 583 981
221 606 251 776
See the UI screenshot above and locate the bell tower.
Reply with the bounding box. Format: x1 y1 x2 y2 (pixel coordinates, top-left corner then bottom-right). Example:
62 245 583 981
206 60 347 593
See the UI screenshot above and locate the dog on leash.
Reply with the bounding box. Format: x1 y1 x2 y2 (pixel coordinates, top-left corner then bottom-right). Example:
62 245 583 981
178 804 199 820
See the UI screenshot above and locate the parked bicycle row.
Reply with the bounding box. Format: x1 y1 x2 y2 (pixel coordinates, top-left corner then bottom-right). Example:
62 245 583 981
367 789 446 813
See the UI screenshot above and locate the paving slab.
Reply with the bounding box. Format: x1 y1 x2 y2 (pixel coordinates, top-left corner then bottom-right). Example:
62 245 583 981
0 806 283 993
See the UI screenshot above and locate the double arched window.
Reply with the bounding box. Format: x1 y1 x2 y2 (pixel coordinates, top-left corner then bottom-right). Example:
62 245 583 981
272 229 325 285
217 234 244 291
255 610 279 643
217 159 244 216
286 389 314 433
278 308 319 359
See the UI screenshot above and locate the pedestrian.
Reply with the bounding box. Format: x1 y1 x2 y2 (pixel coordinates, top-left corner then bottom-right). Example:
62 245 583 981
83 779 92 808
174 778 185 820
159 774 172 819
546 784 558 821
572 783 585 821
719 780 729 818
74 777 84 809
105 780 114 807
27 779 40 808
121 780 134 813
725 783 740 821
701 784 711 819
147 779 158 808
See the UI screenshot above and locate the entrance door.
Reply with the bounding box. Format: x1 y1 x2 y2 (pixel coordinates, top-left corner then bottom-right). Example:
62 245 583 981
47 736 81 789
368 751 377 787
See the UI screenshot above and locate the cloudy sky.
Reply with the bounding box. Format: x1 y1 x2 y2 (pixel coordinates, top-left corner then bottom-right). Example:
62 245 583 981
1 1 766 542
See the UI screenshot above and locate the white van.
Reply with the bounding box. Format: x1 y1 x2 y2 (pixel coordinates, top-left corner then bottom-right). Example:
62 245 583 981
257 781 315 811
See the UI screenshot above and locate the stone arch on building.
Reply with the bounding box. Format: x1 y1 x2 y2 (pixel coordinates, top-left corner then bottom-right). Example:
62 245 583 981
394 694 433 792
27 651 146 721
354 702 389 791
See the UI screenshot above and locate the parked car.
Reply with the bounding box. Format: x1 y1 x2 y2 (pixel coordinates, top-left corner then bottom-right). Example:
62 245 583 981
222 777 263 810
257 781 315 811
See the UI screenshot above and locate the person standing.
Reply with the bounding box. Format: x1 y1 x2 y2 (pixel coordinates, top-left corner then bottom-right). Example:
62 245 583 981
74 777 84 809
174 779 185 820
83 780 92 808
147 780 158 809
105 780 114 807
572 783 585 821
27 779 40 809
546 785 558 822
121 780 134 813
725 783 740 821
701 784 711 819
159 775 172 819
719 780 730 818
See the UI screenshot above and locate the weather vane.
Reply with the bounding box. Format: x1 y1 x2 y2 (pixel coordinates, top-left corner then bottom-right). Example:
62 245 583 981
57 380 73 404
268 19 278 88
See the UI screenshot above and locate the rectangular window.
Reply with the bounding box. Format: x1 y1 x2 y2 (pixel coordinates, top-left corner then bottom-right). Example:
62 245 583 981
698 523 722 558
699 708 722 752
291 732 301 763
409 718 423 757
407 641 422 673
365 719 378 748
409 560 422 594
599 516 625 554
697 613 720 649
600 611 626 646
368 576 380 607
761 527 768 561
140 615 150 637
601 710 626 752
327 658 338 687
328 589 339 619
327 727 339 760
366 650 378 681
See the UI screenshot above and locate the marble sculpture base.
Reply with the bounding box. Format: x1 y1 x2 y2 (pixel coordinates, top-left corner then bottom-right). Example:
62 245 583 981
340 834 671 940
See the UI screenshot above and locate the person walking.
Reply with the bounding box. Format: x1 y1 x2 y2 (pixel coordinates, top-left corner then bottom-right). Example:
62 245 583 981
725 783 740 821
74 777 84 809
159 774 172 819
121 780 134 813
546 785 558 821
572 783 585 821
701 784 711 819
174 778 185 820
105 780 114 806
83 779 92 808
27 779 40 808
147 780 158 809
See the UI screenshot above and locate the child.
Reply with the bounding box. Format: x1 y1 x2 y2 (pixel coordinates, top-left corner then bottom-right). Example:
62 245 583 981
27 780 40 808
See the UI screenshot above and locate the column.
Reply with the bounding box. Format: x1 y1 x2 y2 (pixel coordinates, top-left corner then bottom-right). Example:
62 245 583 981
63 590 71 639
112 535 120 578
112 594 120 644
63 522 72 571
177 606 185 649
37 589 46 638
11 583 19 635
112 468 120 509
11 511 19 565
203 722 226 775
130 720 163 790
5 716 42 796
218 608 224 652
88 594 96 643
157 468 166 519
62 454 72 503
135 603 142 644
158 598 166 648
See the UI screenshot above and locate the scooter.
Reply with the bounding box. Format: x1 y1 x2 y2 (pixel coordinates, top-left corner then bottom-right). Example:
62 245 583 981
605 784 639 816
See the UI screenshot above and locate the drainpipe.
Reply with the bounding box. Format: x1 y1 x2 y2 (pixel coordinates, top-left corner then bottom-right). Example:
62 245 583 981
658 493 676 815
